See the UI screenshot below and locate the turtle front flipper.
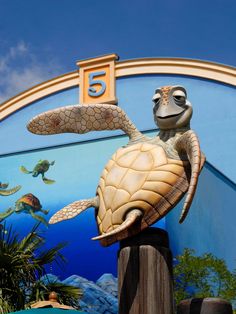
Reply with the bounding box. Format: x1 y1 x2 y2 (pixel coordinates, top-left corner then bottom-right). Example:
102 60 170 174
0 208 15 221
42 174 55 185
175 130 206 223
49 197 99 224
0 185 21 196
20 166 32 174
29 209 49 226
27 104 145 142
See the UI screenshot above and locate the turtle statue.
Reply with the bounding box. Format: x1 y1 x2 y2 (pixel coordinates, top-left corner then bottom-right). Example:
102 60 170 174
27 85 205 246
0 193 49 225
20 160 55 184
0 182 21 196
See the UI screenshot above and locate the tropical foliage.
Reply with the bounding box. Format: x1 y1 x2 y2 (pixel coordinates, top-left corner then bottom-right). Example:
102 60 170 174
173 248 236 306
28 275 82 309
0 223 82 313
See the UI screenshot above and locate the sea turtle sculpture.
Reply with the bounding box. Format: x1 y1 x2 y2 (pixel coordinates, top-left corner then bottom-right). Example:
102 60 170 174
27 85 205 246
0 193 49 225
20 160 55 184
0 182 21 196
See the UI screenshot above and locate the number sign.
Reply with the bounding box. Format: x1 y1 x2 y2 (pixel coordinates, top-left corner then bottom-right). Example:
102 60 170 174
77 54 118 105
88 71 106 97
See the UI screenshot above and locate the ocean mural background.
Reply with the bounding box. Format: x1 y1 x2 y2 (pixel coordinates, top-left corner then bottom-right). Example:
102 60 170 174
0 132 164 281
1 71 236 285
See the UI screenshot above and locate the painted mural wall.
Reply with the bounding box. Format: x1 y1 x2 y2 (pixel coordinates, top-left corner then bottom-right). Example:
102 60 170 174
1 69 236 282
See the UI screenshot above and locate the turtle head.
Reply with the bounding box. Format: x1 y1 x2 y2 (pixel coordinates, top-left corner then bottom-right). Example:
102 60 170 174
152 85 192 130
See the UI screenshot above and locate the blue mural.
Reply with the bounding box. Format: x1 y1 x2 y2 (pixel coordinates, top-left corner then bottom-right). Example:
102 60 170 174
1 71 236 282
0 133 165 280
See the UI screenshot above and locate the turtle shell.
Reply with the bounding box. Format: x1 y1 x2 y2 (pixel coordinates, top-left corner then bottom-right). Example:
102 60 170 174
34 160 50 173
16 193 42 210
96 142 191 245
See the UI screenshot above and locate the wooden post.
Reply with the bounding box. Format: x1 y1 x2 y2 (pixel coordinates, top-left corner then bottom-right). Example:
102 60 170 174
118 227 174 314
177 298 233 314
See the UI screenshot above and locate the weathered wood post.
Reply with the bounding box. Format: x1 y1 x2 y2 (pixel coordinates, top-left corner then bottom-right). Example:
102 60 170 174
177 298 233 314
118 227 174 314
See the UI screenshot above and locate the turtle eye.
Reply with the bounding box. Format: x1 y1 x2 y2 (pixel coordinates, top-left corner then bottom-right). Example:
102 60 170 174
173 90 186 105
152 92 161 109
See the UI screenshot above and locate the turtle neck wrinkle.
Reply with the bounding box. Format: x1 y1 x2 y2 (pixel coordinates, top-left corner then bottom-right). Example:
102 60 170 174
158 125 190 142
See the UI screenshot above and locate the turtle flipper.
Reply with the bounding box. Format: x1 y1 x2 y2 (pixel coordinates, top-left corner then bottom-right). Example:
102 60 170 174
29 209 49 226
0 208 15 221
0 185 21 196
175 130 205 223
49 197 99 224
20 166 32 174
27 104 145 142
42 174 55 185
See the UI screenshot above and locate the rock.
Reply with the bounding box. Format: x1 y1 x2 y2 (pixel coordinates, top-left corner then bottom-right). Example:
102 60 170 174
40 273 60 284
63 274 118 314
96 273 118 298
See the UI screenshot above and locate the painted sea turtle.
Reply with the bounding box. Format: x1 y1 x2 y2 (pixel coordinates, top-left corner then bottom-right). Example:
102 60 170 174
27 85 205 246
0 182 21 196
20 160 55 184
0 193 49 225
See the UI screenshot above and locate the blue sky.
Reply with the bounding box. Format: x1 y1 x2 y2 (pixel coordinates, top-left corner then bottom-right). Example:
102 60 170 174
0 0 235 102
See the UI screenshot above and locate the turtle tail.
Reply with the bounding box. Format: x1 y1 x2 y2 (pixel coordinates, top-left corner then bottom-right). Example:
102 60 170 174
49 197 99 224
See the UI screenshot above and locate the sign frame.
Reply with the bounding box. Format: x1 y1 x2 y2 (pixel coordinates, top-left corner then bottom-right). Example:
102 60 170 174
77 53 118 105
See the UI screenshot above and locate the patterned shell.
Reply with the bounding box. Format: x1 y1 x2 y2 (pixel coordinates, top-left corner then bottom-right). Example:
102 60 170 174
16 193 42 210
96 142 190 237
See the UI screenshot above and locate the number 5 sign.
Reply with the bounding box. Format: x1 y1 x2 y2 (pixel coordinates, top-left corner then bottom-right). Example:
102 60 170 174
77 54 118 105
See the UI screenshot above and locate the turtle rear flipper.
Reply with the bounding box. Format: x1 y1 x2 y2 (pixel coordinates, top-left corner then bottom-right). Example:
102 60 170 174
20 166 32 174
29 210 49 226
49 197 99 224
42 175 55 185
0 185 21 196
0 208 15 221
27 104 145 142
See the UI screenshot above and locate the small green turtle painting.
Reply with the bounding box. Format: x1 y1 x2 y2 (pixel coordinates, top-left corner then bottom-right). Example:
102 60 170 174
0 193 49 225
0 182 21 196
20 160 55 184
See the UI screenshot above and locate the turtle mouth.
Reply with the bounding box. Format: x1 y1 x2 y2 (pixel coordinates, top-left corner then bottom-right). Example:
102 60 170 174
157 112 184 119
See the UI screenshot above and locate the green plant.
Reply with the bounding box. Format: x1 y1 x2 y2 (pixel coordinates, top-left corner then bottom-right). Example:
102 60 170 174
0 223 81 313
28 275 82 309
173 248 236 306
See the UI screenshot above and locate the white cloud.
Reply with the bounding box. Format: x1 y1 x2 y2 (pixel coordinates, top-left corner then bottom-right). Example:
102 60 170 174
0 41 62 104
